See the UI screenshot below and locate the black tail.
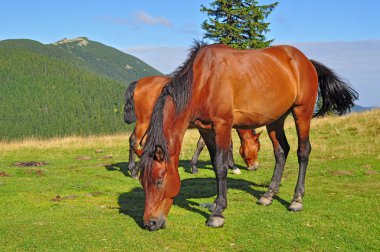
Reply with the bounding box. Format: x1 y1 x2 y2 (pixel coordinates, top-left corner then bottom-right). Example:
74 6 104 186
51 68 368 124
311 60 359 117
124 81 138 124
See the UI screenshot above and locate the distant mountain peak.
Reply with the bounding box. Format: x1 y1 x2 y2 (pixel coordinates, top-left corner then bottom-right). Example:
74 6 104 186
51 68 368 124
53 37 89 46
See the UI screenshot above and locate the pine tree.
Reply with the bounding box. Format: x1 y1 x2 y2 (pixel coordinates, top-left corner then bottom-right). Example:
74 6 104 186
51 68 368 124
201 0 278 49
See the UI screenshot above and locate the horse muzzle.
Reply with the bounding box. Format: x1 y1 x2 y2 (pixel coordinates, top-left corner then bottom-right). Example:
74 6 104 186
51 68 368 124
144 218 166 231
247 162 259 171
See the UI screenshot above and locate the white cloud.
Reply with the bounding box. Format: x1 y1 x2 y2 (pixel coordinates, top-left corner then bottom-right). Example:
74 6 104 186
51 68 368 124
95 11 172 29
135 11 172 27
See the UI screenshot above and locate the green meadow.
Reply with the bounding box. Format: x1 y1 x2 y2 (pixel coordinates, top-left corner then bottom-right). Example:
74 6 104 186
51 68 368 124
0 110 379 251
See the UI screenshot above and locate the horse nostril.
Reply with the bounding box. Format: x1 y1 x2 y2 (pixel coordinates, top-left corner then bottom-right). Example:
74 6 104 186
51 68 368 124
247 163 259 171
144 220 157 229
144 218 164 231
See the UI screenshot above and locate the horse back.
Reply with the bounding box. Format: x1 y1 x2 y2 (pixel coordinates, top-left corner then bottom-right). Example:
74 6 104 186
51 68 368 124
191 45 318 128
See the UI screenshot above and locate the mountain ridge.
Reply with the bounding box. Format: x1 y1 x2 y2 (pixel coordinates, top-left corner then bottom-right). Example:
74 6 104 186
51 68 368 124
0 37 162 140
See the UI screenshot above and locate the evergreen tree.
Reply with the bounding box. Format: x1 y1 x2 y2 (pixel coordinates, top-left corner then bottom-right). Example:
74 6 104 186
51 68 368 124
201 0 278 49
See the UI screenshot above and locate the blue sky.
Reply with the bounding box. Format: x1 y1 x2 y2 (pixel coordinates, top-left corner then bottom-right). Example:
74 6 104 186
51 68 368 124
1 0 379 106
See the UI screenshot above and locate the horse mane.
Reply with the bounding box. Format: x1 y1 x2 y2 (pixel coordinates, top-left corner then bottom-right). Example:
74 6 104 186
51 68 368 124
168 40 208 114
139 41 207 174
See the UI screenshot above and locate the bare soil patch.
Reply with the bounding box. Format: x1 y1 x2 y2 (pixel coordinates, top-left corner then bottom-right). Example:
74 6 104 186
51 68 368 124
51 195 78 202
25 169 45 176
365 170 378 175
0 171 10 177
14 161 47 167
102 155 113 159
76 156 91 161
332 170 353 176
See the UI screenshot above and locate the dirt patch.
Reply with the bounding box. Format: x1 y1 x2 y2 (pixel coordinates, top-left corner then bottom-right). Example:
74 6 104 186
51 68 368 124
365 170 378 175
0 171 10 177
102 155 113 159
95 163 112 167
76 156 91 161
51 195 78 202
14 161 47 167
86 191 104 197
25 169 45 176
332 170 353 176
362 164 373 169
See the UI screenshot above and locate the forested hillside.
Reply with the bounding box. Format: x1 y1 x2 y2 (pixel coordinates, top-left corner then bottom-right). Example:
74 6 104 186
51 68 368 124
54 37 162 83
0 38 162 140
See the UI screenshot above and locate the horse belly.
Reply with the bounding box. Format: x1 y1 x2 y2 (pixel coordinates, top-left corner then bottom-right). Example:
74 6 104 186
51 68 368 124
233 108 289 128
232 77 296 127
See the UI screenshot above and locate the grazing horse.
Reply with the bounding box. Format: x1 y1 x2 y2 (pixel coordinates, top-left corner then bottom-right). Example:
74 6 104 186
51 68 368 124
190 129 261 174
139 42 358 231
124 76 261 179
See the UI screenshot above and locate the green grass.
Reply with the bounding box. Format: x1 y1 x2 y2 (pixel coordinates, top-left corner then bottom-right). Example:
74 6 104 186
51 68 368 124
0 110 379 251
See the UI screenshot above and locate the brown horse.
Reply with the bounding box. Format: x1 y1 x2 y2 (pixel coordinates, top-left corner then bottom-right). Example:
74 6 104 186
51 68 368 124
189 128 261 174
139 42 358 231
124 76 261 179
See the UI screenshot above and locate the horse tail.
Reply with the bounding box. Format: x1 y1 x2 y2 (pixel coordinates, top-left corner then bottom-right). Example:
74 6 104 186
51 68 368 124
124 80 138 124
311 60 358 117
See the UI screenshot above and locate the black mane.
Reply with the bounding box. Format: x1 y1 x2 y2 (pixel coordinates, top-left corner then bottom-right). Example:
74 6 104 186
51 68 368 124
168 40 208 114
139 41 207 173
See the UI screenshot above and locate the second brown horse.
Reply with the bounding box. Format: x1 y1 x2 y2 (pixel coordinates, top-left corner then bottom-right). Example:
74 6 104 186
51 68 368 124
124 76 261 178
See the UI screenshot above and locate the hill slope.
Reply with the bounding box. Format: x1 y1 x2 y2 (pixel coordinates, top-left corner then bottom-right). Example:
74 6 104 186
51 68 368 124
53 37 162 83
0 38 162 140
0 37 162 83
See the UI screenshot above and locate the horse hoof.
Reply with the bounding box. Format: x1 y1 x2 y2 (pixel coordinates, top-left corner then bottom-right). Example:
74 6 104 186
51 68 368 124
288 201 303 212
206 216 225 228
191 165 198 174
232 168 241 175
257 196 272 206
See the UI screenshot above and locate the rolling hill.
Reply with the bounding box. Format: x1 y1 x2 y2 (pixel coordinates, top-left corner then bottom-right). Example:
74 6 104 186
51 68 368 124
53 37 162 83
0 37 163 140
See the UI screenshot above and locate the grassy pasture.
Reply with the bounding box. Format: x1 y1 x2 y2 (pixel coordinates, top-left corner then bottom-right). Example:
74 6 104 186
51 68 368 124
0 110 379 251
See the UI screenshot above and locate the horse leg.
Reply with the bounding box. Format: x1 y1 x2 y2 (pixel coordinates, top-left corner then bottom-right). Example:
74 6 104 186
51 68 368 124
289 106 312 212
189 136 205 174
128 130 138 179
200 122 231 228
258 117 290 206
227 140 241 175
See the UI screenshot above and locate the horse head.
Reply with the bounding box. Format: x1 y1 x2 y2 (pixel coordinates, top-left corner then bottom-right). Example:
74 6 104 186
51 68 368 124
139 145 181 231
239 130 261 170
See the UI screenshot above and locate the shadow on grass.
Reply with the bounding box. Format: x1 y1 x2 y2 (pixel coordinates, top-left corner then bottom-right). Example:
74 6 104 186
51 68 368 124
178 160 247 174
117 177 290 229
105 159 249 178
105 162 130 177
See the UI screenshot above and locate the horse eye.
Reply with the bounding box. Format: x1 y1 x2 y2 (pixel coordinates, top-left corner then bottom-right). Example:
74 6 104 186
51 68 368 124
155 179 164 187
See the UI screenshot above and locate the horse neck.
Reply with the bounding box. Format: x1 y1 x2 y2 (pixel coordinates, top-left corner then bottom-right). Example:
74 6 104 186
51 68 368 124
163 97 191 165
237 129 254 143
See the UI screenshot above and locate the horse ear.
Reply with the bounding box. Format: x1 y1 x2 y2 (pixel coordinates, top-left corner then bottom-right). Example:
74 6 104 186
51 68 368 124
153 145 165 162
